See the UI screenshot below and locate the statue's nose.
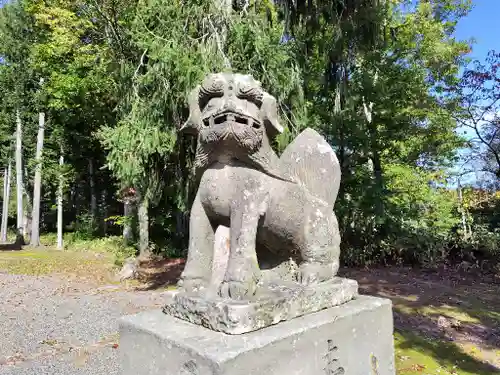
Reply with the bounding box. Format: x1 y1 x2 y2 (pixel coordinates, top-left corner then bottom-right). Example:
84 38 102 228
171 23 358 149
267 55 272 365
222 99 237 112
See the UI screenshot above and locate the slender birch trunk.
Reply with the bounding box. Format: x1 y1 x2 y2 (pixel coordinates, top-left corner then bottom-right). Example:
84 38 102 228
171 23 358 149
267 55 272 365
137 195 150 259
15 110 24 245
1 161 12 242
457 180 469 240
123 200 134 245
30 110 45 246
57 153 64 250
88 158 97 227
101 188 108 235
362 71 385 220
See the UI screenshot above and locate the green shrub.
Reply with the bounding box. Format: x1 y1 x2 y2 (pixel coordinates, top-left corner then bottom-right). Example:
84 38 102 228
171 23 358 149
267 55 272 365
73 213 99 240
340 164 461 267
39 233 137 266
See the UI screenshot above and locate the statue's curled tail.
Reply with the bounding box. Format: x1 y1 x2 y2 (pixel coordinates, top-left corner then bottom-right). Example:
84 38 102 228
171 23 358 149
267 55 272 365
280 128 341 207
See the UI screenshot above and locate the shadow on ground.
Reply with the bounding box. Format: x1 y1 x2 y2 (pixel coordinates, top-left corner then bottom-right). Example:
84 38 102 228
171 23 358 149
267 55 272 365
0 242 22 251
0 233 25 251
134 258 185 291
342 267 500 374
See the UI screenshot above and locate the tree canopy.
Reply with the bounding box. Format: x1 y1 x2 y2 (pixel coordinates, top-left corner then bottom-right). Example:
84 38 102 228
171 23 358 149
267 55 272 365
0 0 498 267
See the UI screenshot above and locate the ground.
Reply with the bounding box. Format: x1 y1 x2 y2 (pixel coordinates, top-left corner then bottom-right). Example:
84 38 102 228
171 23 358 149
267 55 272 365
0 248 499 374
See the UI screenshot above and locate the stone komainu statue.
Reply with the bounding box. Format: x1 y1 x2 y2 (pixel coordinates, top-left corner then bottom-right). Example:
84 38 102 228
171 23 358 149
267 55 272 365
178 73 341 300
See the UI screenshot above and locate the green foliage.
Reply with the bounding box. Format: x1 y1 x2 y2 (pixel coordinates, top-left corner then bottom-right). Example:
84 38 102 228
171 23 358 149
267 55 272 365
457 224 500 259
40 232 137 266
386 166 457 227
65 235 137 266
454 188 500 261
341 164 462 266
385 165 459 265
72 212 100 240
104 215 127 227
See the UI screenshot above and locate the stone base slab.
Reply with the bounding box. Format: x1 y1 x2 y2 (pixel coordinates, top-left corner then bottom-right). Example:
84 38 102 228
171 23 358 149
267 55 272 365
119 295 396 375
163 277 358 334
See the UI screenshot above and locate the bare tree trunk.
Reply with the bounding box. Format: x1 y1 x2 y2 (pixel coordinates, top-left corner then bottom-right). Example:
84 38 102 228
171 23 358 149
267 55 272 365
30 111 45 246
57 153 64 250
74 183 81 218
213 0 231 68
101 188 108 235
457 180 469 240
15 110 24 245
23 181 31 239
88 158 97 225
362 71 385 221
1 169 6 236
215 0 231 12
123 200 134 245
1 161 12 242
370 141 385 217
137 196 150 259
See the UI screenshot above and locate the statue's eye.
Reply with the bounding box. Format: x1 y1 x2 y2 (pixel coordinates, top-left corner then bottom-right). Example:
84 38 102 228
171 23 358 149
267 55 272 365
237 84 263 106
204 97 222 112
199 93 223 112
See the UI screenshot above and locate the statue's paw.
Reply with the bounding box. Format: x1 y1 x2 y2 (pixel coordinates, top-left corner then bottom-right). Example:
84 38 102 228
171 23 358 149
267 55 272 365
219 280 257 300
177 277 207 293
298 262 335 285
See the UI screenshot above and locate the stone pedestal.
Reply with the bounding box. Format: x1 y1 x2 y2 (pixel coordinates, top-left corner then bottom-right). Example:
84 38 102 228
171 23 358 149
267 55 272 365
164 277 358 334
119 295 396 375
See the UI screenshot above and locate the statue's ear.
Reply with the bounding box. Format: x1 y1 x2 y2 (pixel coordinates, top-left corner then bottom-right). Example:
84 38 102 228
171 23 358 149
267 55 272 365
180 85 202 135
260 92 284 139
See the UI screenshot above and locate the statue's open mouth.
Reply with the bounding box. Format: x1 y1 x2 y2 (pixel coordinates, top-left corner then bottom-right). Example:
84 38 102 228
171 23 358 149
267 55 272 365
202 111 262 130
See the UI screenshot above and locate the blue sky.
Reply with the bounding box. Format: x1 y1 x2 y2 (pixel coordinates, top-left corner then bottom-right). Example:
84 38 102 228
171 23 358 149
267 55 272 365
454 0 500 61
451 1 500 186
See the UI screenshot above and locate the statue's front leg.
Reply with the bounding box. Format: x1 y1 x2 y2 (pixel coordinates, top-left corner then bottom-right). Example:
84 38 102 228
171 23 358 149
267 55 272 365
219 189 267 300
178 193 215 292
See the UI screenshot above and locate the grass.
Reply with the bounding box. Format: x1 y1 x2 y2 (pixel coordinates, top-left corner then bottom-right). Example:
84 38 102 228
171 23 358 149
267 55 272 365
395 331 500 374
0 231 134 284
39 233 137 266
0 248 119 284
0 233 168 288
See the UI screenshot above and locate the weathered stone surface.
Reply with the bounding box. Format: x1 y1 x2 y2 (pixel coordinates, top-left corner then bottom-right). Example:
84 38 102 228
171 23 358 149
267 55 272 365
177 72 344 304
120 295 396 375
164 277 358 334
210 225 230 289
212 225 300 285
